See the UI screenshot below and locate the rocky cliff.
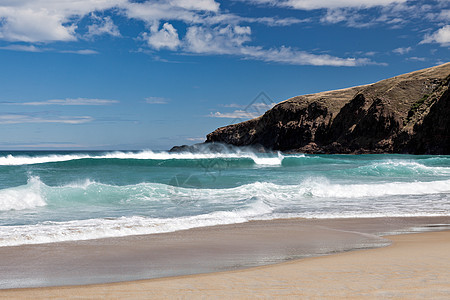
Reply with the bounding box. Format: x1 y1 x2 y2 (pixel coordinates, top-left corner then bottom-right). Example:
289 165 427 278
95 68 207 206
206 63 450 154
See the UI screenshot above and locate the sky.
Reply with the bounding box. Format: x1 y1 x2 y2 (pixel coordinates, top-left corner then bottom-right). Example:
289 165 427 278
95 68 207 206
0 0 448 150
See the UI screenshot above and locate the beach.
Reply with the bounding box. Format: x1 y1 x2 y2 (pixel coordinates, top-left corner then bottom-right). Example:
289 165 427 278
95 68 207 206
1 217 450 298
1 151 449 298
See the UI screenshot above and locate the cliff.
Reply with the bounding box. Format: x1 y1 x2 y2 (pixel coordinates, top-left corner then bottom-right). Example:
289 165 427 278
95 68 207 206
206 63 450 154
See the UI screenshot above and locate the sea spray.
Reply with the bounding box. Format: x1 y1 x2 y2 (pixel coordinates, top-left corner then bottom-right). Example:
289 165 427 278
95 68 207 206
0 176 46 211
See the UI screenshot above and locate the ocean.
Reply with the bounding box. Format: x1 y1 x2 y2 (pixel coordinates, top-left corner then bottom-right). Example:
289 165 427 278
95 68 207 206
0 149 449 247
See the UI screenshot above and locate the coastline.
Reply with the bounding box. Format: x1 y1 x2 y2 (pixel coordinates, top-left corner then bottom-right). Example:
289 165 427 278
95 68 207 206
0 216 450 297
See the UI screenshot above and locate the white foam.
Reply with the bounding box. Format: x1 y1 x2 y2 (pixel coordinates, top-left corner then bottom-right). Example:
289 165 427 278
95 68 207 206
0 153 91 165
296 178 450 198
250 152 285 166
0 150 288 166
1 176 449 245
0 200 273 247
362 160 450 175
0 176 46 211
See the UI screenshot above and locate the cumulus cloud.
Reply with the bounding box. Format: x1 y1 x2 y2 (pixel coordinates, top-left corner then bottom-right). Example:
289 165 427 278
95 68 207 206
0 0 302 44
145 23 181 50
0 9 76 42
0 0 379 66
185 25 252 54
0 0 126 42
421 25 450 47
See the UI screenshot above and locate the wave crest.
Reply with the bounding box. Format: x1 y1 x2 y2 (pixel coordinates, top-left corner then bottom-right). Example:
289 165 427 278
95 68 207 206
0 150 289 166
0 176 46 211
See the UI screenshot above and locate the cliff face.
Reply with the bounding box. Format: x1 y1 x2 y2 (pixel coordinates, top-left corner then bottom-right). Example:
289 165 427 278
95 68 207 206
206 63 450 154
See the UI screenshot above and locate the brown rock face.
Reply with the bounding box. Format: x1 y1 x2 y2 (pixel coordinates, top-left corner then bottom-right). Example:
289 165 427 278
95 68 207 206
206 63 450 154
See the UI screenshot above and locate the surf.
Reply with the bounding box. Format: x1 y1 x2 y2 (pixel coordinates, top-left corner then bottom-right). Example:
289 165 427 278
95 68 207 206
0 150 289 167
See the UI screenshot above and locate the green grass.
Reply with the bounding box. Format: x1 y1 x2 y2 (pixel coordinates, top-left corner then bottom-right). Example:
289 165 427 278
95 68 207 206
410 94 429 111
405 94 430 124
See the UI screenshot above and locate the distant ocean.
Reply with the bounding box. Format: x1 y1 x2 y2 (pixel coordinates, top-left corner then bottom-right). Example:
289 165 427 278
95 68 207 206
0 149 449 247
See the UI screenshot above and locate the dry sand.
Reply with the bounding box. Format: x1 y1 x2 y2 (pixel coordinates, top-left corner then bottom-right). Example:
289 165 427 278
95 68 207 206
1 225 450 299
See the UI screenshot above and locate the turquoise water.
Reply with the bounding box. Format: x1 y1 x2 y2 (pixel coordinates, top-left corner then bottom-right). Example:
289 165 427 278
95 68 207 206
0 149 449 246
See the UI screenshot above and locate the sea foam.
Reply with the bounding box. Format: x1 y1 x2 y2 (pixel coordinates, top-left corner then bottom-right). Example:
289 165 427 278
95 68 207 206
0 176 46 211
0 150 290 166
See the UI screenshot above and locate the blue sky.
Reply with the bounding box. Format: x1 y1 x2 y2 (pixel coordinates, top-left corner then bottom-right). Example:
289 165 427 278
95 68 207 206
0 0 448 150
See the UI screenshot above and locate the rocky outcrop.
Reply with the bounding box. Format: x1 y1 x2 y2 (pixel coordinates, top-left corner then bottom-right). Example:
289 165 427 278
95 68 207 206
206 63 450 154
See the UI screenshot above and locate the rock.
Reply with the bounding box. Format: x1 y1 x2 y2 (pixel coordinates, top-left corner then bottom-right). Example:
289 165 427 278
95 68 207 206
206 62 450 154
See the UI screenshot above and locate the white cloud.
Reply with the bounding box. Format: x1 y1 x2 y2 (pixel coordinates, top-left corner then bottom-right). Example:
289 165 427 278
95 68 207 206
221 103 245 108
184 25 374 66
251 102 276 110
59 49 99 55
0 7 75 42
221 102 275 110
426 9 450 22
0 114 93 124
209 110 261 119
284 0 406 10
0 0 380 66
407 57 426 61
210 102 275 119
0 0 297 44
123 1 217 26
86 15 121 38
438 9 450 21
186 137 205 141
244 0 406 10
321 9 349 24
185 25 251 54
421 25 450 47
245 16 308 26
145 97 169 104
145 23 181 50
0 44 43 52
0 0 126 42
169 0 220 12
7 98 118 106
241 45 373 66
393 46 412 55
0 45 98 54
247 0 439 29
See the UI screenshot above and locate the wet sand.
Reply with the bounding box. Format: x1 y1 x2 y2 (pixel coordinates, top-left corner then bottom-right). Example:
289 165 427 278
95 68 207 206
1 217 450 298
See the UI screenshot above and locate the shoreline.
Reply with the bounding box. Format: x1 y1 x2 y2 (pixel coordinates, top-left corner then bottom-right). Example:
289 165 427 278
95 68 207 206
0 216 449 292
1 229 450 298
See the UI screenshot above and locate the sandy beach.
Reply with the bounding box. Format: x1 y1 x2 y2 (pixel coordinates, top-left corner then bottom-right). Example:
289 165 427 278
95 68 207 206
1 217 450 299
